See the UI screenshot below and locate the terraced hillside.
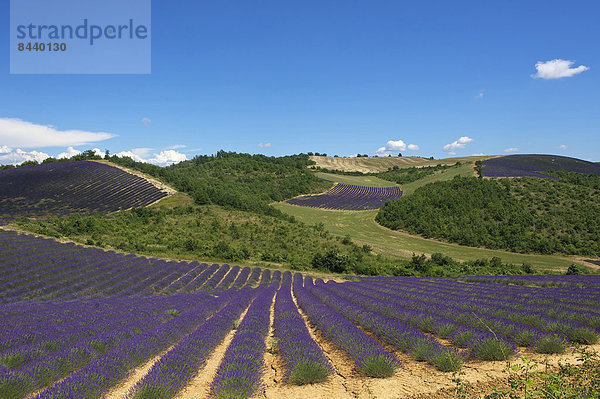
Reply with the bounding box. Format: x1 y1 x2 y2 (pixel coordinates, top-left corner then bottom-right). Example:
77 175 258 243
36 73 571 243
286 183 403 210
0 161 169 223
0 230 598 398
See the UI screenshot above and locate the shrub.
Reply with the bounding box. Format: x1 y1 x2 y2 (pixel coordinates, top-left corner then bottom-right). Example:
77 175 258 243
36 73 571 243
451 330 475 348
513 330 538 347
535 335 567 354
437 323 458 338
566 264 583 275
430 350 463 372
360 355 397 378
289 360 331 385
566 327 598 345
472 337 513 361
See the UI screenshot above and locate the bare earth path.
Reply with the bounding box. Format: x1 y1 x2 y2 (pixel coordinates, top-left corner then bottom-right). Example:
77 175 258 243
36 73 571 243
175 306 251 399
105 346 175 399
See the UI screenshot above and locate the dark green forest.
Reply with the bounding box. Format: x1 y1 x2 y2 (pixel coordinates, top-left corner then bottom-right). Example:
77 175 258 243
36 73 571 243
376 173 600 256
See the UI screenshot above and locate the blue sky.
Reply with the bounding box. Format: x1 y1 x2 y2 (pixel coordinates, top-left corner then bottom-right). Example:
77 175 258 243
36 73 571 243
1 0 599 165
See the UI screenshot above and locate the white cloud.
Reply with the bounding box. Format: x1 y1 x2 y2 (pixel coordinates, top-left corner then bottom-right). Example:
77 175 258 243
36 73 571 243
257 142 272 148
475 91 484 99
504 147 519 153
141 117 152 126
0 118 115 148
114 150 147 163
114 148 187 166
57 146 81 159
130 147 153 158
148 150 187 166
375 139 420 156
0 148 50 165
532 59 589 79
558 144 568 150
165 144 186 150
443 136 474 155
348 154 358 158
472 153 486 156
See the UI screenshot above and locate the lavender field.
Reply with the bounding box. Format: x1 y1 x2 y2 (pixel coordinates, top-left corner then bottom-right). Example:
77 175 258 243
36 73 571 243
0 161 168 223
286 183 403 210
481 154 600 178
1 230 599 398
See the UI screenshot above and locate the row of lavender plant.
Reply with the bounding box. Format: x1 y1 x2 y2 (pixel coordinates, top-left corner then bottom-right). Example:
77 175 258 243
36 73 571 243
308 279 465 370
1 292 211 399
361 276 600 319
0 293 212 353
127 286 260 399
33 289 241 399
286 183 403 210
214 265 241 291
273 272 333 384
209 284 278 398
293 274 399 377
230 266 252 289
437 279 600 329
0 293 212 372
350 281 571 354
359 279 599 346
0 231 261 302
0 161 167 220
410 277 600 321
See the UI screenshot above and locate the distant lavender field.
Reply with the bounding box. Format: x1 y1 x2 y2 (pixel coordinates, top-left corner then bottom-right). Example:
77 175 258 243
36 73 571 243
482 154 600 178
286 183 403 210
0 161 168 223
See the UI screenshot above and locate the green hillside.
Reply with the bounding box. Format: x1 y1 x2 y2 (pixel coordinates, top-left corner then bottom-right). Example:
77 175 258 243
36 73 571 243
108 151 331 217
376 173 600 256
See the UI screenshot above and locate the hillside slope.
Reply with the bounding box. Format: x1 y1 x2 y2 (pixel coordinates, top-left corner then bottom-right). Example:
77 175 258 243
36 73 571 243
376 174 600 256
482 154 600 178
310 155 495 173
0 161 169 223
109 151 330 217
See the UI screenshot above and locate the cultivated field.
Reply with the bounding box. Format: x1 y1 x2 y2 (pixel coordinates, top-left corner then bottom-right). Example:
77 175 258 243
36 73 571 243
310 155 496 173
481 154 600 178
1 230 599 399
0 161 169 223
286 184 403 210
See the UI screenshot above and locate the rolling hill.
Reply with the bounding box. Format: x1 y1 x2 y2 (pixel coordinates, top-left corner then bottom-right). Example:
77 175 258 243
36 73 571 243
309 155 495 173
481 154 600 178
0 160 169 223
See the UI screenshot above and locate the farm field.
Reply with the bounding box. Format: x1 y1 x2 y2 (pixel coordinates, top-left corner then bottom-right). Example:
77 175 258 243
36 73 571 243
286 184 403 210
314 161 477 196
1 229 599 399
482 154 600 178
0 161 169 223
273 203 587 272
314 172 398 187
310 155 496 173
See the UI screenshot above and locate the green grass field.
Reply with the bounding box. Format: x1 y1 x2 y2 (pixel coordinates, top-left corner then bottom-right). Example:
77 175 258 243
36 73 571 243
274 203 583 271
314 172 398 187
399 162 477 195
